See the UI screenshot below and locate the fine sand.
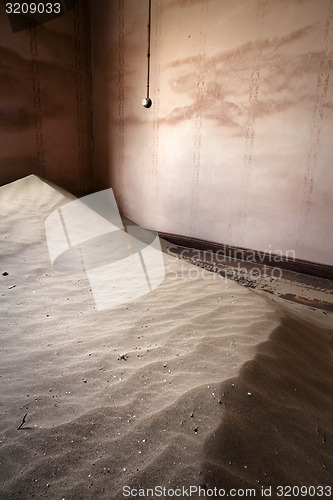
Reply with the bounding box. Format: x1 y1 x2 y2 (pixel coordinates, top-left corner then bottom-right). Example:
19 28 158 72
0 175 332 500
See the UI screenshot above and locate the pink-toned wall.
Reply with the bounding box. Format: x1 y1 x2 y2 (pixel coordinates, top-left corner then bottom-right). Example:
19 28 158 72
90 0 333 266
0 0 93 195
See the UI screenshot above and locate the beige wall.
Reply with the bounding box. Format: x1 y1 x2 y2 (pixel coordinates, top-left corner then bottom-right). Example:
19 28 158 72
90 0 333 266
0 0 93 195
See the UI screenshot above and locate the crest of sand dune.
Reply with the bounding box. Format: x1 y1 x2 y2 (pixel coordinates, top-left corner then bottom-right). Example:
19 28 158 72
0 176 332 499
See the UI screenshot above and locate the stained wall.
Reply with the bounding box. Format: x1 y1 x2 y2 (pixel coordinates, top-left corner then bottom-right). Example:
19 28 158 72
0 0 93 195
90 0 333 266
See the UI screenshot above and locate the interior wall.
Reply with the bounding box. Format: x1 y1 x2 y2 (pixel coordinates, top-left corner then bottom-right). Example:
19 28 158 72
90 0 333 266
0 0 93 195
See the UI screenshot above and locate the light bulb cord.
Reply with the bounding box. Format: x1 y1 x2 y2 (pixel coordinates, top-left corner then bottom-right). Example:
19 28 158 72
146 0 151 99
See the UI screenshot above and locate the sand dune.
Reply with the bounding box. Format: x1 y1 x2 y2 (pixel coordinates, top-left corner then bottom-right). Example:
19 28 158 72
203 310 333 493
0 176 332 499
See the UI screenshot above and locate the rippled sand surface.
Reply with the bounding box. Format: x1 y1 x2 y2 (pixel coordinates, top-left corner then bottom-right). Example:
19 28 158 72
1 176 332 499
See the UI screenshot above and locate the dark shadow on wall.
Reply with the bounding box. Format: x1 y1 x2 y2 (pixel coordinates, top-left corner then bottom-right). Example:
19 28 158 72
202 312 333 495
0 0 94 196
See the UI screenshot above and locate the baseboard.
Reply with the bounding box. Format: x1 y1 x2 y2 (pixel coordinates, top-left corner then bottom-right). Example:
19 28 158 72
158 232 333 281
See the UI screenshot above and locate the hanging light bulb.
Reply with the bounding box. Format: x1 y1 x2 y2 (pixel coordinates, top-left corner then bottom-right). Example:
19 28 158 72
142 0 152 108
142 97 152 108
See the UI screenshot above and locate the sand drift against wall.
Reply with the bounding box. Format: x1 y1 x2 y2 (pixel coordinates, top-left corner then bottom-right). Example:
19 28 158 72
0 176 332 499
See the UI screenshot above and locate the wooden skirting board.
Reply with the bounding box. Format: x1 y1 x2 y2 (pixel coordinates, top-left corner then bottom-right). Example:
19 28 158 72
158 232 333 281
